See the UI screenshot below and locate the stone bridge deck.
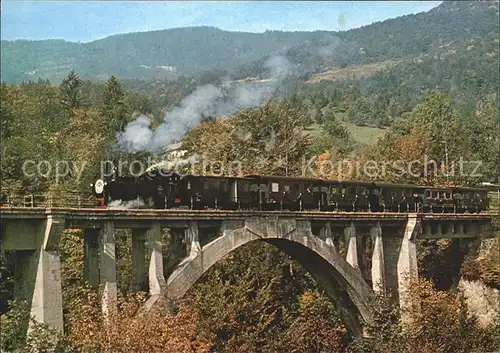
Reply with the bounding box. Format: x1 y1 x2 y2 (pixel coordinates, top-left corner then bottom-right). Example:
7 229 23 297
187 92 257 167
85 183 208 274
1 207 493 220
0 206 493 226
1 207 493 241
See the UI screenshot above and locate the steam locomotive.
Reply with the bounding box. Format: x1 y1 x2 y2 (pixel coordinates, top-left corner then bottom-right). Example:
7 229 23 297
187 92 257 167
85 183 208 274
90 168 489 213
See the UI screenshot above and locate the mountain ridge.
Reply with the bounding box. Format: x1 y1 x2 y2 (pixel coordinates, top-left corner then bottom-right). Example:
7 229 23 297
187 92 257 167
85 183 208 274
1 1 498 84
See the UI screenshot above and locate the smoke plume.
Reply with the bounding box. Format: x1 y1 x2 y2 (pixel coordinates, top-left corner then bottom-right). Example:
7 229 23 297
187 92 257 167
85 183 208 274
108 199 146 209
117 55 293 154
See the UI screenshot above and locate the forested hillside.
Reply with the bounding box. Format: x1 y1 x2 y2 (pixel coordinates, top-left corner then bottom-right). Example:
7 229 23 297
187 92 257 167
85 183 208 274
1 1 498 83
1 1 499 352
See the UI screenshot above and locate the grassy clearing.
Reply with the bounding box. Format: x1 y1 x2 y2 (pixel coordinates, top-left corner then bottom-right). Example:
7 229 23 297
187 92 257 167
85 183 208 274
306 59 400 83
303 123 324 139
303 121 386 146
340 121 387 146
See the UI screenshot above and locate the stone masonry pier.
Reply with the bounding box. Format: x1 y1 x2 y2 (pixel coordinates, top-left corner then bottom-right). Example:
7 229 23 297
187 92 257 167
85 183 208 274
0 207 494 337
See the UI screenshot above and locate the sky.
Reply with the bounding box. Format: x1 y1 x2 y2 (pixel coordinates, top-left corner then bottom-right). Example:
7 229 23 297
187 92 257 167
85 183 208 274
1 1 442 43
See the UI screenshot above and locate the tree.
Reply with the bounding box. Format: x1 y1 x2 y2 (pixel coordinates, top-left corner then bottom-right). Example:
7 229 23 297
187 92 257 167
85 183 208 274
346 98 372 126
1 82 63 194
56 108 107 190
467 97 500 182
100 75 129 134
59 70 82 117
183 99 311 177
323 119 350 140
233 100 311 176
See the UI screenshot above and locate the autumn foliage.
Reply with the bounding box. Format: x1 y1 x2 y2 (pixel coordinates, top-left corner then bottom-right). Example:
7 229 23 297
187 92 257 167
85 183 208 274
1 74 499 352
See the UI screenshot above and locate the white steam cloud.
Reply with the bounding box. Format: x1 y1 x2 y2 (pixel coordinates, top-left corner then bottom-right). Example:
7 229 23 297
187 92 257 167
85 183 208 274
108 199 146 209
117 115 153 153
117 55 292 154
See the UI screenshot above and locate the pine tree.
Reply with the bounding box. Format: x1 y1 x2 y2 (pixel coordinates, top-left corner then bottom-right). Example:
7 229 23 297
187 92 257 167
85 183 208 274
59 70 82 116
99 75 129 134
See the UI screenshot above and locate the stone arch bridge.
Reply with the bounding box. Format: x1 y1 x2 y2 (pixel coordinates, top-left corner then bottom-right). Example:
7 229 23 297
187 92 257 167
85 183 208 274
0 208 494 337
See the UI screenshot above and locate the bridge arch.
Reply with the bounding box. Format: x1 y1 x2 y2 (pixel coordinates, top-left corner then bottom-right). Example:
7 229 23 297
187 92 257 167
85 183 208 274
156 218 375 336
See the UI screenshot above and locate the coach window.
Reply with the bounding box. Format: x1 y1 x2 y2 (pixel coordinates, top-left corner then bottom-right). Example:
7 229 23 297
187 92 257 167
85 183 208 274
187 181 191 190
445 192 451 199
284 185 290 192
271 182 279 193
204 181 210 190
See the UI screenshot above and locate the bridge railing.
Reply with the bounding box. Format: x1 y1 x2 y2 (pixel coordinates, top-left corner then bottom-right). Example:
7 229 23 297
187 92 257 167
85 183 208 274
1 191 499 216
0 191 97 208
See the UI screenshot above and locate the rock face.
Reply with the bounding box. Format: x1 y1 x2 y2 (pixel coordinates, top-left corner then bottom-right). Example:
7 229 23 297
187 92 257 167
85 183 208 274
459 279 500 328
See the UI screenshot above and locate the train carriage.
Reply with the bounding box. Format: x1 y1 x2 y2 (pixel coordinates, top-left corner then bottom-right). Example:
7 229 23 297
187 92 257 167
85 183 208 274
321 180 374 211
133 171 255 210
176 175 250 210
421 187 454 213
245 175 323 210
452 186 488 213
376 183 420 212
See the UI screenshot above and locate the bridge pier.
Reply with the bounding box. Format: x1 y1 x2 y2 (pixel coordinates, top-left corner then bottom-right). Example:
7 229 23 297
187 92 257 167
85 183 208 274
29 217 65 335
130 229 147 292
164 228 187 278
319 221 335 247
185 221 201 257
370 222 385 292
6 217 66 336
83 229 99 289
396 216 420 323
344 222 359 269
100 221 117 319
147 223 166 296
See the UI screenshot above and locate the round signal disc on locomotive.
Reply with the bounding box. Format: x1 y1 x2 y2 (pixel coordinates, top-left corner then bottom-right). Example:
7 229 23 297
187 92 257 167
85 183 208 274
94 179 105 194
